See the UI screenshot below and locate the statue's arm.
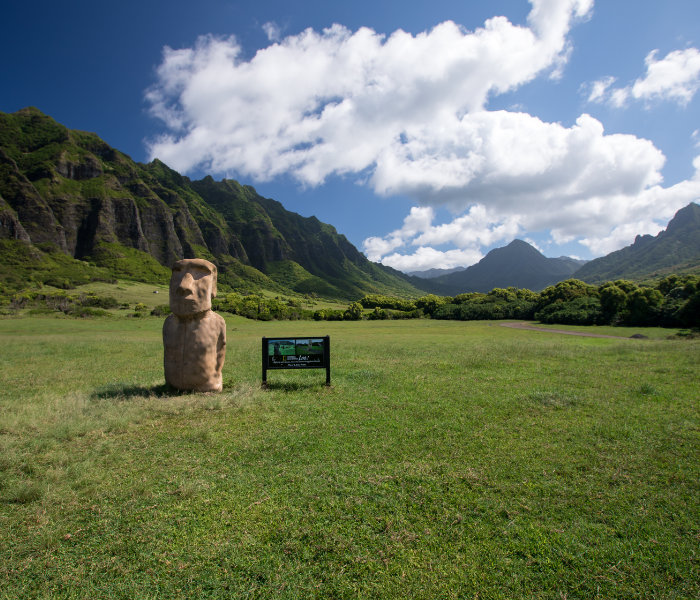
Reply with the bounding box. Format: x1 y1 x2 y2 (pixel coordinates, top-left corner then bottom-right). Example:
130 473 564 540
216 317 226 372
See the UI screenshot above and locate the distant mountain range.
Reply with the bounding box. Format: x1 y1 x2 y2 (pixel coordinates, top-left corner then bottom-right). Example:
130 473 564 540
408 240 587 295
410 204 699 293
572 202 700 283
408 266 466 279
1 107 698 300
0 107 421 299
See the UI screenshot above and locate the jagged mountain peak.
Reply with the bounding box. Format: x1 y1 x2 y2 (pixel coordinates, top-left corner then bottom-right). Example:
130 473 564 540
428 239 582 294
0 108 422 299
665 201 700 234
573 202 700 283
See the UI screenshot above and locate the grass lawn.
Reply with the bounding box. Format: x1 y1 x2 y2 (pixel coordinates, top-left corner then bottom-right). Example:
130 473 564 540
0 316 698 599
29 280 348 314
72 280 170 310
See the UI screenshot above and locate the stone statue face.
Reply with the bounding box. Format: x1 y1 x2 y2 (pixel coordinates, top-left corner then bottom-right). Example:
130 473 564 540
169 258 217 316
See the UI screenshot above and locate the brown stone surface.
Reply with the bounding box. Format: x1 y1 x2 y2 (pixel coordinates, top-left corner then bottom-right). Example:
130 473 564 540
163 258 226 392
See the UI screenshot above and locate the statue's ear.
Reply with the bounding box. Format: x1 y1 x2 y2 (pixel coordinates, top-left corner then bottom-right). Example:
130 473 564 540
211 266 217 298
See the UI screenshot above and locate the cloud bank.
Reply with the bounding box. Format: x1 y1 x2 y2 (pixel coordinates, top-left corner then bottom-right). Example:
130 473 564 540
589 47 700 107
146 0 699 271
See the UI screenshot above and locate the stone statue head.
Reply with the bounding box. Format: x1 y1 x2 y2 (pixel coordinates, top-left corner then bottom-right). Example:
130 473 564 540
169 258 217 317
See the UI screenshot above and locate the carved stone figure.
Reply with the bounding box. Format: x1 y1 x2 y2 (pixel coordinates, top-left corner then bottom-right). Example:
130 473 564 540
163 258 226 392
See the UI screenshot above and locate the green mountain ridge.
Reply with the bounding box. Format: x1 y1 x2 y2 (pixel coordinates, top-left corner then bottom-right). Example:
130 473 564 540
0 107 422 299
2 107 698 301
573 202 700 283
417 239 584 294
402 207 700 295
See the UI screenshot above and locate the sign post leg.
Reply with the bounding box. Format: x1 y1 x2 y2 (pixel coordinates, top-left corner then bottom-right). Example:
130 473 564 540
262 337 268 387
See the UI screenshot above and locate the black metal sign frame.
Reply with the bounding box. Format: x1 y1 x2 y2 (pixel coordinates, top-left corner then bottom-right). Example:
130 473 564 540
262 336 330 386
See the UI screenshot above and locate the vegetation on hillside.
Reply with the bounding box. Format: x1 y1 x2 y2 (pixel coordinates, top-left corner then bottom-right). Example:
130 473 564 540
3 273 698 330
347 275 699 329
0 107 424 301
573 202 700 283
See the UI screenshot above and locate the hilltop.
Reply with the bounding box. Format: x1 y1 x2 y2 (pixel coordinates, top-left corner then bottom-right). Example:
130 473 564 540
0 107 421 299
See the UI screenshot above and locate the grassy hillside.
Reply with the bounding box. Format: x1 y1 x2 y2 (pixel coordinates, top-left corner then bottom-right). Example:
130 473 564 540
574 203 700 283
0 107 425 302
1 315 697 598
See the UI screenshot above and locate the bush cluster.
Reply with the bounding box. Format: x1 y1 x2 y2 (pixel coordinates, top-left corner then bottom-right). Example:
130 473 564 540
352 276 699 329
3 274 697 328
428 276 699 328
215 277 698 328
212 293 315 321
9 290 120 317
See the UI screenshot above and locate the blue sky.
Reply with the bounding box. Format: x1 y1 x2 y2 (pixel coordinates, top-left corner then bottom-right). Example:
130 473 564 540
2 0 699 271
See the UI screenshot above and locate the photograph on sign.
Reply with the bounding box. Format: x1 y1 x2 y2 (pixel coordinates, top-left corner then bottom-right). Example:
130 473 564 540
267 337 326 368
262 336 331 386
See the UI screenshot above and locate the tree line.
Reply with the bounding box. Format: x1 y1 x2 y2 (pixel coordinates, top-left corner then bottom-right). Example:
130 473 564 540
361 275 699 328
6 274 697 328
211 275 698 328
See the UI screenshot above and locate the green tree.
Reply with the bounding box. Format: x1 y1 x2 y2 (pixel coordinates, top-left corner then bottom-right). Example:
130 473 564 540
625 288 663 326
677 291 700 327
538 279 597 307
343 301 363 321
415 294 448 316
488 287 518 302
599 283 628 322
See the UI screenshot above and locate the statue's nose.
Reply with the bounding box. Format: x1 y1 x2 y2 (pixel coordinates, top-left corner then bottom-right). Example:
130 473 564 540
176 272 195 295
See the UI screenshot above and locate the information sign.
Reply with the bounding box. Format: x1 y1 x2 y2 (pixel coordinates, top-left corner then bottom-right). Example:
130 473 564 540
262 336 330 386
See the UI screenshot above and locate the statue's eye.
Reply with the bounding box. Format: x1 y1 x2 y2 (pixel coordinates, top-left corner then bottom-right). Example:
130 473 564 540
190 267 210 280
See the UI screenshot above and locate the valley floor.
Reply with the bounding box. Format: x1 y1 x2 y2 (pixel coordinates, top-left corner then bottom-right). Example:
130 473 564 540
1 316 698 599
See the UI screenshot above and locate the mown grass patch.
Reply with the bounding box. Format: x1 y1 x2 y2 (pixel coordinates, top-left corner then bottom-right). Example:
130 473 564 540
0 316 697 598
519 321 681 340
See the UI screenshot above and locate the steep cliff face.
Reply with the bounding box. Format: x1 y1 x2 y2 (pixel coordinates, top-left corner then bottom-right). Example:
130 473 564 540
0 147 68 250
0 107 422 299
0 196 32 242
573 203 700 282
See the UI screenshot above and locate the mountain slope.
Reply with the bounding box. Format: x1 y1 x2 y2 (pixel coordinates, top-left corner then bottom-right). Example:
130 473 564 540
430 239 583 294
573 203 700 283
0 107 422 299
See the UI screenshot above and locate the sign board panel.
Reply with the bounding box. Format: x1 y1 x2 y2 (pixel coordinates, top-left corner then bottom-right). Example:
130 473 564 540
262 336 330 385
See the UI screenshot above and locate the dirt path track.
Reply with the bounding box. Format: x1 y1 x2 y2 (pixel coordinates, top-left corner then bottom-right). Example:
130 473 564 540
500 322 641 340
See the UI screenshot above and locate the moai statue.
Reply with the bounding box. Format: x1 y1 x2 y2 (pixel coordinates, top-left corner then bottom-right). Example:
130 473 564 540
163 258 226 392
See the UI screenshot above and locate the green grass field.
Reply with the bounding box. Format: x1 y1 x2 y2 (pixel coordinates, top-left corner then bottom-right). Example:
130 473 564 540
0 316 698 599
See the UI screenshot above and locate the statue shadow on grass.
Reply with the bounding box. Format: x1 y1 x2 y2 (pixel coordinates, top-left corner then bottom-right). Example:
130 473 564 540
91 382 186 400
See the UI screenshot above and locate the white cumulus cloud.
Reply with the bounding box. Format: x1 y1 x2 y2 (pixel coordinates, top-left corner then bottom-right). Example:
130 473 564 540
362 204 521 270
146 0 591 179
380 246 484 272
589 47 700 107
262 22 282 42
145 0 700 272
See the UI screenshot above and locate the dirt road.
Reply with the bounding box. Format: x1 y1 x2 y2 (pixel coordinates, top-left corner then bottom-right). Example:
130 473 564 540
500 322 644 340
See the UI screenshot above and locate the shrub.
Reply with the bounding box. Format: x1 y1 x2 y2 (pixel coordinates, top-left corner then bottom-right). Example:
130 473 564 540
150 304 171 316
535 296 603 325
67 306 112 318
359 294 416 311
415 295 448 316
343 302 363 321
624 288 663 326
367 307 389 320
538 279 598 308
80 294 119 309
